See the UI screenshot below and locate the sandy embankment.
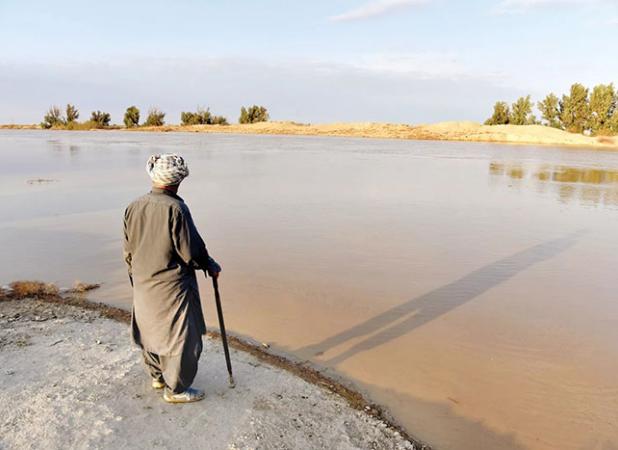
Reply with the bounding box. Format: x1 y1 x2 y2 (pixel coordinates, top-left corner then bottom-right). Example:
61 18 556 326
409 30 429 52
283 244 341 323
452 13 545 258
128 121 618 149
3 121 617 149
0 291 420 450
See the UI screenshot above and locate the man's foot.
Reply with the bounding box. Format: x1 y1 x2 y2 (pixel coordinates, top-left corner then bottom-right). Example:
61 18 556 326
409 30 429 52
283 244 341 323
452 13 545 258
152 378 165 390
163 387 205 403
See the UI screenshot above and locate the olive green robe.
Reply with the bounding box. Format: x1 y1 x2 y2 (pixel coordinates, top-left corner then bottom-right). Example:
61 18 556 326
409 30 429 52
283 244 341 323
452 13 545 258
123 187 218 357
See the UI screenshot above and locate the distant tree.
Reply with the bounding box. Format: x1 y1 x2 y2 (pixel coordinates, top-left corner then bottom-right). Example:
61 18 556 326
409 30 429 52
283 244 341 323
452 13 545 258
537 93 561 128
486 82 618 135
90 110 111 128
65 104 79 123
239 107 248 124
510 95 535 125
484 101 510 125
124 106 140 128
41 105 64 129
560 83 590 133
239 105 269 124
181 107 228 126
250 105 268 123
211 115 229 125
589 83 616 135
145 108 165 127
180 112 199 126
180 107 211 126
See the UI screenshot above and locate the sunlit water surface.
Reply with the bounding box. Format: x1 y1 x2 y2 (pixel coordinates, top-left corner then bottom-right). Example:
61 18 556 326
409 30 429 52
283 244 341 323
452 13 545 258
1 130 617 450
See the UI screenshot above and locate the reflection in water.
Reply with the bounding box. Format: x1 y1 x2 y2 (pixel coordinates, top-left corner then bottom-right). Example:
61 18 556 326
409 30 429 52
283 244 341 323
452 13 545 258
489 162 618 206
48 139 80 154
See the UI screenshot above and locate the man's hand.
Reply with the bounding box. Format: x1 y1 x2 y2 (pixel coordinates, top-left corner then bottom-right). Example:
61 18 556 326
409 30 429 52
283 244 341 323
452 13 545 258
206 257 222 279
209 269 220 280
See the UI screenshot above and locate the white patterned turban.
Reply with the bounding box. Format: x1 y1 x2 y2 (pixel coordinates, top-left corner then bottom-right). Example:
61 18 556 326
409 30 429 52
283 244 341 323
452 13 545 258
146 153 190 186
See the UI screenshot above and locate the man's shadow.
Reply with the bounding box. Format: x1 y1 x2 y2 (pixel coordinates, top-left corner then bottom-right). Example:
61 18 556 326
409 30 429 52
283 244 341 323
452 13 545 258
296 230 585 366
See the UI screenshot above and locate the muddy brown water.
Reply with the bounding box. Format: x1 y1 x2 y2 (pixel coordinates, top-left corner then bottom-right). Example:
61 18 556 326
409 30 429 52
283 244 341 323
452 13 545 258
1 130 617 450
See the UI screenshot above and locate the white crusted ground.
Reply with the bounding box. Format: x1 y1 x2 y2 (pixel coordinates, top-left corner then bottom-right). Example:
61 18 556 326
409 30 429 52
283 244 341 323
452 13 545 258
0 299 415 450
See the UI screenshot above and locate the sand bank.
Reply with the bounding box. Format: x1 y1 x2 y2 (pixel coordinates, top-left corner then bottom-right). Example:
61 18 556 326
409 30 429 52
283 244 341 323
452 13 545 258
3 121 617 149
134 121 618 149
0 292 421 450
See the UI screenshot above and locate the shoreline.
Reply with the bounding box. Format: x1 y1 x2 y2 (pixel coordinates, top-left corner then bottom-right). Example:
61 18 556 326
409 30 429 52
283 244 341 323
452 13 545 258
0 285 428 449
2 120 617 149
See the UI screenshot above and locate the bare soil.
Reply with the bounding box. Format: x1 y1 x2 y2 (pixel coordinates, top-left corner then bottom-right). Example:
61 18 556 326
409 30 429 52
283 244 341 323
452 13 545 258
0 294 424 450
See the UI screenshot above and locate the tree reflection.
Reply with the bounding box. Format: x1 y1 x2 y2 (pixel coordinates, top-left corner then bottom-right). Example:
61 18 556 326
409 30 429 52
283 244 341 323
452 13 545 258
489 162 618 206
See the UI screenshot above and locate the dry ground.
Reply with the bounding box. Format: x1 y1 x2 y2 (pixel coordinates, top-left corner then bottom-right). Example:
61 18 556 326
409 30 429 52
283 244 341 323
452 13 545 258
129 121 618 149
0 297 419 450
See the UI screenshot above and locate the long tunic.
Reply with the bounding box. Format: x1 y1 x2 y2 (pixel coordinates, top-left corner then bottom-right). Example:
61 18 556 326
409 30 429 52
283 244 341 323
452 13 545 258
123 187 217 357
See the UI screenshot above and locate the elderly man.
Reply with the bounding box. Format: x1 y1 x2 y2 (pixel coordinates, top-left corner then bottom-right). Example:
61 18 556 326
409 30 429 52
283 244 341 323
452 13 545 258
123 153 221 403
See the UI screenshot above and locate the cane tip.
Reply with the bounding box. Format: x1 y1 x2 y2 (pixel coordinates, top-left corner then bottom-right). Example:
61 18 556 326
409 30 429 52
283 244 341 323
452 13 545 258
228 376 236 389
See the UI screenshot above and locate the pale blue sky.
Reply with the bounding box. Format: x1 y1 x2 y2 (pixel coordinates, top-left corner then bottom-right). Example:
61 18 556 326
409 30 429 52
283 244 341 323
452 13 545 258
1 0 617 123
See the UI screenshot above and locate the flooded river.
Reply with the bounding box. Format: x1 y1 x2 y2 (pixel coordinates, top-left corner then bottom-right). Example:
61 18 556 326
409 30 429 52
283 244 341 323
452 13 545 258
1 130 617 450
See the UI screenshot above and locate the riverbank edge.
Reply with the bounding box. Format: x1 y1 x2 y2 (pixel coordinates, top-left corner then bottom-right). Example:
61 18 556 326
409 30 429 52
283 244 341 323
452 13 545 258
2 121 617 150
0 288 430 450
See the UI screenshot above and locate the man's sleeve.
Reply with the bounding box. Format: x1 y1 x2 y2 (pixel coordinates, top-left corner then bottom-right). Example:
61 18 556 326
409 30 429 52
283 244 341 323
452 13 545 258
171 206 219 273
122 207 133 285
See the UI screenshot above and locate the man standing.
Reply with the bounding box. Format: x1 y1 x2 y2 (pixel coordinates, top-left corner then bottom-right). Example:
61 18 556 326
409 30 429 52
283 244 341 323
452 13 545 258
123 153 221 403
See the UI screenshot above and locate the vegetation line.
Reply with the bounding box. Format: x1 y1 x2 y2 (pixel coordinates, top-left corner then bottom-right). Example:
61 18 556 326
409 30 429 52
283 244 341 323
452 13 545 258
486 82 618 136
39 104 269 130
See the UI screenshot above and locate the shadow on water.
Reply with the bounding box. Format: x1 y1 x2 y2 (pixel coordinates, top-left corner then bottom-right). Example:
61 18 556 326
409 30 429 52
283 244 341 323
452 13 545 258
296 230 585 366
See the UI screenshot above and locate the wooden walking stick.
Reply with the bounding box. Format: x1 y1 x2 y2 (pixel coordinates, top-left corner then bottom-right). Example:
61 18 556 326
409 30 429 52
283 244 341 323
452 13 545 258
210 275 235 388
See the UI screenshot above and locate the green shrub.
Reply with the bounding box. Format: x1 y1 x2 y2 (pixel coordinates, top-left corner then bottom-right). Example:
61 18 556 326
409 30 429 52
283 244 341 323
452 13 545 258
560 83 590 134
211 115 228 125
41 106 64 129
180 108 210 125
239 105 269 124
145 108 165 127
510 96 535 125
589 84 616 135
181 107 228 126
65 104 79 123
124 106 140 128
90 111 111 128
484 102 510 125
538 94 561 128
